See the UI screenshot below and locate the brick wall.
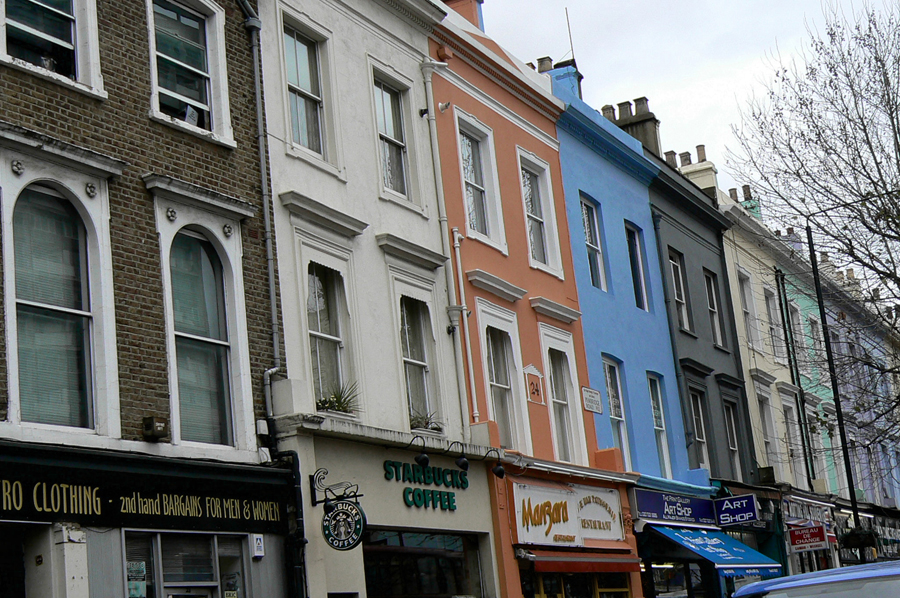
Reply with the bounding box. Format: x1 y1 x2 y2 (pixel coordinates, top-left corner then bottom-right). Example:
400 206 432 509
0 0 282 441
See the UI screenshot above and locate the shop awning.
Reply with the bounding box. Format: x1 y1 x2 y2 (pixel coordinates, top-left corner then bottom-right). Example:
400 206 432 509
650 526 782 578
520 549 642 573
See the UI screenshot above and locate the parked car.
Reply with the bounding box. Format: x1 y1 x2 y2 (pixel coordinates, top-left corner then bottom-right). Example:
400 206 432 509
734 560 900 597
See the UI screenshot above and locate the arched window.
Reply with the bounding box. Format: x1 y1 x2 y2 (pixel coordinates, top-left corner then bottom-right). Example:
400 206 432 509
14 185 92 427
170 231 232 445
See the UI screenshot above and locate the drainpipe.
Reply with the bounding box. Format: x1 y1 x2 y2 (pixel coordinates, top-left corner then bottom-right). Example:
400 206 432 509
236 0 281 424
651 211 693 468
422 59 478 435
236 3 303 597
453 228 480 423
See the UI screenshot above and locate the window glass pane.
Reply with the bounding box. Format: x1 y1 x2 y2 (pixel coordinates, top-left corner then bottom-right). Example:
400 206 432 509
6 21 75 77
581 202 598 246
158 90 210 130
649 378 664 430
406 362 428 418
171 234 226 341
380 138 406 194
154 0 207 71
605 363 622 419
528 218 547 264
161 534 214 582
14 189 86 310
218 537 245 598
7 0 74 43
176 336 232 445
284 29 318 95
18 305 91 427
125 533 157 598
157 58 209 105
400 297 427 363
307 263 341 337
461 132 488 235
627 228 645 309
310 335 340 402
522 169 541 218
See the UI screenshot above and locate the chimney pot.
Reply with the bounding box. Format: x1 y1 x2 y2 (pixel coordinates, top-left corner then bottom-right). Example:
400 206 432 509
537 56 553 73
601 105 616 121
786 227 794 236
775 230 782 237
847 268 855 280
742 184 752 200
729 188 738 201
634 97 650 115
679 151 692 167
526 61 536 70
617 101 633 119
696 145 706 162
820 252 829 263
664 151 678 167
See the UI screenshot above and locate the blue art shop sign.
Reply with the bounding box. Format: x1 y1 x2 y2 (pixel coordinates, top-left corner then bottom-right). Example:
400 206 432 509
633 489 716 526
715 495 759 527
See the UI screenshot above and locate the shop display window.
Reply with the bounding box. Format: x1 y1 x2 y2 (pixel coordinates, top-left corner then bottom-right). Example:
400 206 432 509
124 531 246 598
523 571 630 598
362 530 483 598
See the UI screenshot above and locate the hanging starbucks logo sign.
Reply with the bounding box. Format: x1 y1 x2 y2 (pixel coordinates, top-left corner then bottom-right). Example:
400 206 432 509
322 500 366 551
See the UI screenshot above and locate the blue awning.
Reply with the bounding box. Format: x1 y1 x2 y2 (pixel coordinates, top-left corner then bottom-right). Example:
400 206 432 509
651 526 782 578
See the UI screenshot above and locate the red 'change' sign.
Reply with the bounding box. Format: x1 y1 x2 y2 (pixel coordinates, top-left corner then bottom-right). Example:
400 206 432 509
789 525 828 553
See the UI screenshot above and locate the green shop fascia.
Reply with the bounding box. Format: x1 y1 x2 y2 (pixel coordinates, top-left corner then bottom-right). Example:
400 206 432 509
383 460 469 511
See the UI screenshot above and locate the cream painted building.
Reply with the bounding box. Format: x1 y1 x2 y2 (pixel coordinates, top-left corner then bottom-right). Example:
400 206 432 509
259 0 500 596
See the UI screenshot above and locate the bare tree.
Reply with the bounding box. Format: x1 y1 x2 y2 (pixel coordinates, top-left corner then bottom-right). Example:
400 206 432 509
730 3 900 465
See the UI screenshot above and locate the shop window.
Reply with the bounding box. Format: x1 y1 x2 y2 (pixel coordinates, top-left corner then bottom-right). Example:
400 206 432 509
124 532 246 598
528 572 629 598
362 530 483 598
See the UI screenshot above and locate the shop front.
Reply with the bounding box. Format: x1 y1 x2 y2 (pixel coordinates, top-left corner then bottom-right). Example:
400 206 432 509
294 435 501 598
714 481 787 578
0 440 294 598
632 489 782 598
781 493 839 573
505 473 643 598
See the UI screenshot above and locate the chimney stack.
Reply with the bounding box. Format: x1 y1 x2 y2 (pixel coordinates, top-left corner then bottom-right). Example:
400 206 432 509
679 151 692 167
601 105 616 121
729 188 738 202
696 145 706 162
537 56 553 73
606 97 662 157
664 151 678 167
742 185 752 201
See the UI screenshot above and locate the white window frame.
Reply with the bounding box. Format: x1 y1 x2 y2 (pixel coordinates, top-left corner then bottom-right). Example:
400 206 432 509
389 267 443 433
705 271 724 346
0 144 120 442
783 402 806 489
516 147 562 277
738 270 761 351
144 0 234 147
580 195 606 291
154 195 254 452
297 231 358 415
454 108 505 253
277 9 343 179
476 297 531 455
788 303 805 369
0 0 105 98
626 224 648 311
764 288 786 362
603 358 631 471
668 249 690 330
689 389 710 469
724 402 742 481
648 374 672 479
756 387 782 480
539 324 587 466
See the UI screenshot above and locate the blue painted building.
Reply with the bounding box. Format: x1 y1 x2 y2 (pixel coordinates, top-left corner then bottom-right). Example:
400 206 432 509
550 65 709 488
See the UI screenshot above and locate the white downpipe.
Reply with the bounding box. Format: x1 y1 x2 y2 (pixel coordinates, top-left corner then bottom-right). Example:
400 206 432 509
421 59 477 438
453 228 480 422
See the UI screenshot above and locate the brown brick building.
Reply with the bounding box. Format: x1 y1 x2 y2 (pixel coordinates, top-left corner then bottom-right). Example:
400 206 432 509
0 0 297 595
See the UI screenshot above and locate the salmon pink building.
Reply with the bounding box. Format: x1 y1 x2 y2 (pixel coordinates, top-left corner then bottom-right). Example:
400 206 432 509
426 2 643 596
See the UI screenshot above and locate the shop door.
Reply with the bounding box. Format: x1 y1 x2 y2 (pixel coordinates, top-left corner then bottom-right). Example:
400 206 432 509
533 572 630 598
0 525 33 598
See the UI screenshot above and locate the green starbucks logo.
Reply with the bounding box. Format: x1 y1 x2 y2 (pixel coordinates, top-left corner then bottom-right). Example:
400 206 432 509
322 500 366 551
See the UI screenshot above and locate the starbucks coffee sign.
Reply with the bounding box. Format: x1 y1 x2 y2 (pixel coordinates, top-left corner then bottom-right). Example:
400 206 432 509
322 500 366 551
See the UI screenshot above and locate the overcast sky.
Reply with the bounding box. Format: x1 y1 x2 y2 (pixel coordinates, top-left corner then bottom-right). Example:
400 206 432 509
480 0 888 191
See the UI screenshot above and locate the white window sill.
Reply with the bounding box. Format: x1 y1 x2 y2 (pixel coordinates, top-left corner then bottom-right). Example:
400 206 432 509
149 110 237 149
0 56 107 100
466 229 508 256
529 259 565 280
379 190 428 219
285 143 347 182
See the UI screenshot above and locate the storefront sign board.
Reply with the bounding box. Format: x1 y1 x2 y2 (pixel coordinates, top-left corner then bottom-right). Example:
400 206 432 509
633 489 716 526
715 494 760 527
513 482 624 547
789 525 828 553
0 448 292 534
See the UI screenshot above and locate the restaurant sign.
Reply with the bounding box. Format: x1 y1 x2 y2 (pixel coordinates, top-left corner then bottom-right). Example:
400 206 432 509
0 447 292 534
513 481 624 547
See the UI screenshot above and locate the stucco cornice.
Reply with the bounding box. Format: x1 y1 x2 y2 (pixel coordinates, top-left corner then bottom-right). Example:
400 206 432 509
529 296 581 324
280 191 368 237
466 269 526 302
376 233 447 270
143 174 256 219
377 0 446 30
0 120 127 178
